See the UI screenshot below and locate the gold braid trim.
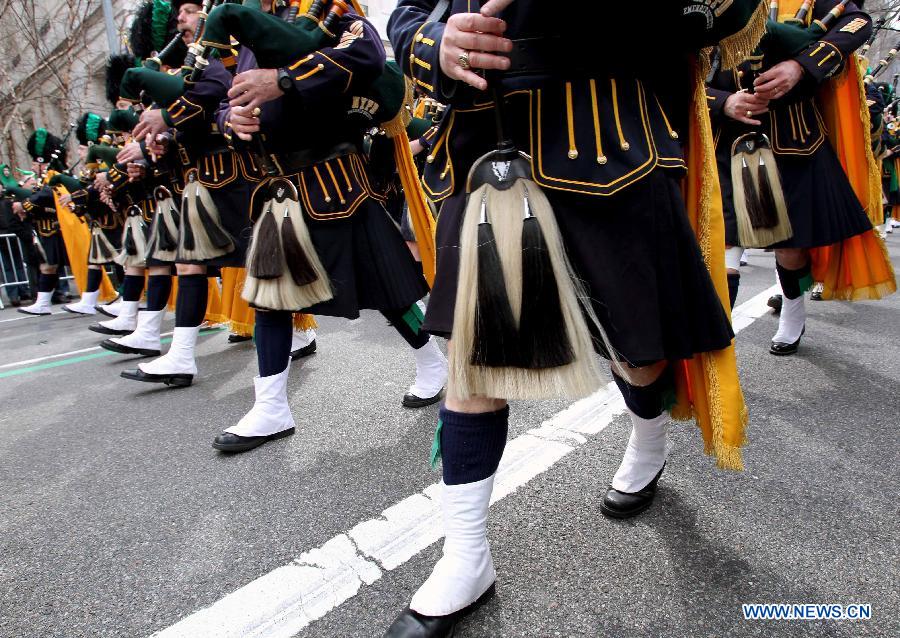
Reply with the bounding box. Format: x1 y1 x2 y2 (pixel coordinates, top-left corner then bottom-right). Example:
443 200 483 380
381 77 415 140
229 319 255 338
719 0 768 70
852 55 888 227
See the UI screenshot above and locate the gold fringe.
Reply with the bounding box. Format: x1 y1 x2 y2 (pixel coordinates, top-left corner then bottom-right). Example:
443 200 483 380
229 319 255 338
392 128 437 285
718 0 768 70
381 78 415 140
293 312 318 331
852 55 887 227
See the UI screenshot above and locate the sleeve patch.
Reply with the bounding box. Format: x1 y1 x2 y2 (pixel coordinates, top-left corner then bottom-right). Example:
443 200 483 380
840 18 868 34
336 20 365 50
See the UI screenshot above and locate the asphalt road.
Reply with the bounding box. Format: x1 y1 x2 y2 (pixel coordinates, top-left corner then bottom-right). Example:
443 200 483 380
1 237 898 638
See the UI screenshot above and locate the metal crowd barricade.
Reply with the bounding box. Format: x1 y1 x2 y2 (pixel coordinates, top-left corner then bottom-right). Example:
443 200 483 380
0 232 31 310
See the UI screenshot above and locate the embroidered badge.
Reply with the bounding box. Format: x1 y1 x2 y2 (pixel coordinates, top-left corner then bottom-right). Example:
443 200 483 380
840 18 868 34
336 20 365 49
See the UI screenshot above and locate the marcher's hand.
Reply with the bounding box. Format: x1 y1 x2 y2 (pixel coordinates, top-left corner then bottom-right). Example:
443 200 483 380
12 201 25 220
754 60 805 101
146 134 169 159
116 141 143 164
228 69 281 112
93 172 110 189
58 193 72 206
228 105 259 142
409 139 424 156
480 0 516 16
724 90 770 125
132 109 169 142
439 13 512 91
126 162 146 181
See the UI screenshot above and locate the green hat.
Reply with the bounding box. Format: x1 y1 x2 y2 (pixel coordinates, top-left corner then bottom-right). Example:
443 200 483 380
130 0 184 63
76 112 108 145
0 163 17 189
106 53 138 105
26 128 67 169
108 107 140 133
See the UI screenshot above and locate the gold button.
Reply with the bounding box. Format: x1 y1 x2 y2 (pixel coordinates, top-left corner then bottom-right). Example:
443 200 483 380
426 155 435 163
621 142 630 151
738 70 744 78
670 131 679 139
317 64 324 70
410 55 416 63
567 150 579 160
597 156 607 165
415 33 423 42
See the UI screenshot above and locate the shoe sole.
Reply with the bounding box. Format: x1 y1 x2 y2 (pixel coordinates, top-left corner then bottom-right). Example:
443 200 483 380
100 340 161 357
120 370 194 387
17 309 51 316
402 389 444 408
89 325 133 336
212 427 296 453
768 347 798 356
62 306 95 315
290 341 317 360
96 307 119 318
600 499 655 520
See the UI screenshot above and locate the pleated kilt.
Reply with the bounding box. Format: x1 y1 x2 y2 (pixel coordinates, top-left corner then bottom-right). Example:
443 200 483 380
719 138 873 249
423 169 734 366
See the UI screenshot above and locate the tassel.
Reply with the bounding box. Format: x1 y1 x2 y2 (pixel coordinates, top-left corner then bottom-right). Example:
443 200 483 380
281 206 319 286
180 195 196 252
158 209 177 251
753 155 780 229
242 177 333 312
740 156 766 229
195 194 234 250
471 193 519 367
248 207 284 280
124 225 137 255
518 188 574 369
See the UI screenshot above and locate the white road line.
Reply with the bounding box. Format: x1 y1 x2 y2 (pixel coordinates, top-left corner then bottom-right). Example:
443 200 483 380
0 310 68 323
151 286 779 638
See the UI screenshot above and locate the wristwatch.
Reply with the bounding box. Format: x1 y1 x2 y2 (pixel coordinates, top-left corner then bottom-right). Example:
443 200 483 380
277 68 293 93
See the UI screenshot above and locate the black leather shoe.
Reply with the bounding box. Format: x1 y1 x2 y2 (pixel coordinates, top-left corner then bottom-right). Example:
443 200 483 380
212 428 295 453
227 333 253 343
120 368 193 387
384 583 496 638
290 339 317 360
600 465 665 519
96 305 119 318
767 294 783 314
769 326 805 356
402 388 443 408
809 290 822 301
100 339 160 357
89 323 132 336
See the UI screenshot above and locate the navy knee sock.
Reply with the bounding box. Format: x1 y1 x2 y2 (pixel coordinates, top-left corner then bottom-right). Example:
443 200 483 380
85 268 103 293
436 406 509 485
121 275 145 302
612 367 675 420
38 272 59 293
776 261 813 300
381 302 430 349
146 275 172 311
174 274 207 328
727 272 740 310
254 310 293 376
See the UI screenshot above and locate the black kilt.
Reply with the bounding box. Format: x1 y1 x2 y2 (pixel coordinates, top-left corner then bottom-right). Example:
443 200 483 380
720 138 873 249
422 170 734 366
38 232 66 267
302 197 429 319
175 181 253 268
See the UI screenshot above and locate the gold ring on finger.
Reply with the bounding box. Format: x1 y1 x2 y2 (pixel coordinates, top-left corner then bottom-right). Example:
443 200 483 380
746 110 753 118
458 50 471 71
251 107 261 117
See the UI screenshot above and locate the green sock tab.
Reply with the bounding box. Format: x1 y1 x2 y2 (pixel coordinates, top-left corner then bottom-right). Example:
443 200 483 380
429 418 443 469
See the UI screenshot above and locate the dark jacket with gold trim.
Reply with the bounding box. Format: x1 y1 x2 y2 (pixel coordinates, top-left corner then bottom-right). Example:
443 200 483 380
707 0 871 159
22 186 58 237
388 0 765 202
214 8 390 222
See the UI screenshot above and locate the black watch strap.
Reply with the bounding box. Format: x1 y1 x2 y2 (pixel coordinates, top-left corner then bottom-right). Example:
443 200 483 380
277 68 292 93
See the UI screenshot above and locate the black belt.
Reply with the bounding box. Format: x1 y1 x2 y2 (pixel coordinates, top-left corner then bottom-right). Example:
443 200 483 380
505 37 566 76
269 142 360 175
